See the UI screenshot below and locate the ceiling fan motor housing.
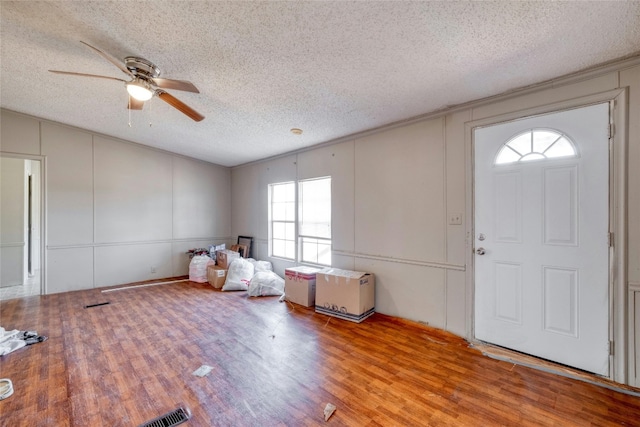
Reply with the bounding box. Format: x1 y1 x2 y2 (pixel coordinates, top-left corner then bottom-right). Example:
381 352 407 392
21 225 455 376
124 57 160 79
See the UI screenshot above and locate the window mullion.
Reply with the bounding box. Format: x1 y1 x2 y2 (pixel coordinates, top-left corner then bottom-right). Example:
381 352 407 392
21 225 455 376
297 180 303 264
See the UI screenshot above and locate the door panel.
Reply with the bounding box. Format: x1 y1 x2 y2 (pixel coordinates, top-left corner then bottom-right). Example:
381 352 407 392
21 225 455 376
543 166 577 245
542 266 578 336
494 172 522 243
474 103 610 376
494 262 522 323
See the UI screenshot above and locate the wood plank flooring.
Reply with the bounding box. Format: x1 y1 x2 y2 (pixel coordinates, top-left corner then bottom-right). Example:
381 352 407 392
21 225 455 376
1 279 639 426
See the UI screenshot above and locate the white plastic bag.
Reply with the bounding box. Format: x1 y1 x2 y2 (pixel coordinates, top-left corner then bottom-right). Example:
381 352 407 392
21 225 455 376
248 271 285 297
189 255 212 283
254 260 273 273
0 338 25 356
222 258 255 291
0 327 23 356
247 259 273 272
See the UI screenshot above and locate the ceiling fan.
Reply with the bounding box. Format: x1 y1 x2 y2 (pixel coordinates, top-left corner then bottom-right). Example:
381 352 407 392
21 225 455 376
49 41 205 122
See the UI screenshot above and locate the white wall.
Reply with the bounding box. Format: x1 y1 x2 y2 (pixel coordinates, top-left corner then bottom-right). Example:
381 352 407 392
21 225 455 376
0 157 25 287
231 62 640 384
231 118 466 332
1 111 232 294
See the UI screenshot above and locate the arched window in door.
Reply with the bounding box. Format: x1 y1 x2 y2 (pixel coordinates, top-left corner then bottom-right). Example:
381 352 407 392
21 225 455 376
494 129 577 165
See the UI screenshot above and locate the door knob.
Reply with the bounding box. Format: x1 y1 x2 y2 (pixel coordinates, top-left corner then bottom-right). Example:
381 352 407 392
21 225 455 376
476 247 486 255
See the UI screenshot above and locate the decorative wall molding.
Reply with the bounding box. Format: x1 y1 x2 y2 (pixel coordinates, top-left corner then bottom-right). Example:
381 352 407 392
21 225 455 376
332 250 465 271
0 242 25 247
47 237 232 250
250 238 465 271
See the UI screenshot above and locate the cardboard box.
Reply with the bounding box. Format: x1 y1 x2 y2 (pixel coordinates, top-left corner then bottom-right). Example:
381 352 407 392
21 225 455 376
285 266 323 307
216 249 240 269
207 265 227 289
315 269 375 323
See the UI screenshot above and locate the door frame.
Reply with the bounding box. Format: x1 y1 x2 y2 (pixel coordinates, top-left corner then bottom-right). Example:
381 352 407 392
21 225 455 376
0 152 47 296
464 88 628 384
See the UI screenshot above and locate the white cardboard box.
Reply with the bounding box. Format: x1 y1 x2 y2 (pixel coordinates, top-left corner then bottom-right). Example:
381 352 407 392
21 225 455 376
315 268 375 323
285 266 323 307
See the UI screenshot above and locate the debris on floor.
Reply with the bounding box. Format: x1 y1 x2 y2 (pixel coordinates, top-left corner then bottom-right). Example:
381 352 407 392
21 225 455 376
21 330 48 346
0 328 22 356
84 301 110 308
0 327 47 356
323 403 336 421
192 365 213 377
0 378 14 400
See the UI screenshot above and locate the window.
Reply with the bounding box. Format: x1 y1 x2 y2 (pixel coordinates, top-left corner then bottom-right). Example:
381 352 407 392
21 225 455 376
495 129 577 165
268 182 295 259
268 177 332 266
299 177 332 265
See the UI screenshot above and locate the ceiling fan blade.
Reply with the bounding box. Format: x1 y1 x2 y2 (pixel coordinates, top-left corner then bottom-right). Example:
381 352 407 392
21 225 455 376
127 96 144 110
80 41 134 78
49 70 127 83
156 90 205 122
151 78 200 93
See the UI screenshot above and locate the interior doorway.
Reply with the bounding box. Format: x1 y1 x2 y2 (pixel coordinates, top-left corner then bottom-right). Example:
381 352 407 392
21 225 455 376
473 103 610 375
0 156 42 300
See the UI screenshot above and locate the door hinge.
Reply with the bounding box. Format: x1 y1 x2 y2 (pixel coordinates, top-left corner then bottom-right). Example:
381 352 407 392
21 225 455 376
608 123 615 139
608 232 614 247
609 340 614 356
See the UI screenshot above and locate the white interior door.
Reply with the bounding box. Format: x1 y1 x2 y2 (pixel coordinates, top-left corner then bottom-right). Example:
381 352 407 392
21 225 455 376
474 103 610 376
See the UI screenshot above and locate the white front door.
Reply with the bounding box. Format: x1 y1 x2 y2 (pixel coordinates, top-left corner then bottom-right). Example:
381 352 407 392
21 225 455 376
474 103 610 376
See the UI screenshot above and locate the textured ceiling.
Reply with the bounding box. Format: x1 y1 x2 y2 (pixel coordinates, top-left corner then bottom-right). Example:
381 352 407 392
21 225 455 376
1 1 639 167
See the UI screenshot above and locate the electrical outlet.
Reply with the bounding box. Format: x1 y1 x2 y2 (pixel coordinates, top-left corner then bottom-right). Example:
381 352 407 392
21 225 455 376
150 266 157 274
448 213 462 225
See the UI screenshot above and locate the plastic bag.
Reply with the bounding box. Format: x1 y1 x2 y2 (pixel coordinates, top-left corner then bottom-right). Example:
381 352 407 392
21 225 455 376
189 255 213 283
222 258 255 291
247 259 273 272
248 271 285 297
254 260 273 273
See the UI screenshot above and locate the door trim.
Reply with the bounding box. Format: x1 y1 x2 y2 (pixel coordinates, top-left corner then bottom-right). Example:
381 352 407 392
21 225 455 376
464 88 628 384
0 152 47 296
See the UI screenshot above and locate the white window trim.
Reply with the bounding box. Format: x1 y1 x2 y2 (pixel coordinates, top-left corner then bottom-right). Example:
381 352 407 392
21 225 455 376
268 177 332 266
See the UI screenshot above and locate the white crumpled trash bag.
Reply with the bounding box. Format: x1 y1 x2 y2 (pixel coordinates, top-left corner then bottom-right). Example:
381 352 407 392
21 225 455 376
222 258 255 291
189 255 212 283
247 259 273 273
248 271 285 297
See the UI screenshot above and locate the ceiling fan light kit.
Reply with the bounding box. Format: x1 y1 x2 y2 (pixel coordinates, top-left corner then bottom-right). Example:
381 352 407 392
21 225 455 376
49 41 205 122
126 78 153 101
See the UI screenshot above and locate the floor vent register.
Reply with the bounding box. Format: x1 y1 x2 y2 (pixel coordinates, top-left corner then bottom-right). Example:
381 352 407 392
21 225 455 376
138 407 191 427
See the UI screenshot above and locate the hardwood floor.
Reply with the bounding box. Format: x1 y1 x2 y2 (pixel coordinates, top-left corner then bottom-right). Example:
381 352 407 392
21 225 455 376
1 279 639 426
